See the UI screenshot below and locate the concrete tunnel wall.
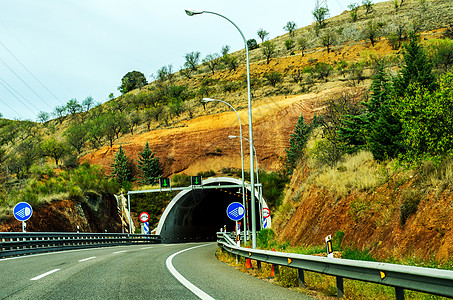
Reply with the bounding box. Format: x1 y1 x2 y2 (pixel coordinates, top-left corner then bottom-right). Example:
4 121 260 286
156 177 271 242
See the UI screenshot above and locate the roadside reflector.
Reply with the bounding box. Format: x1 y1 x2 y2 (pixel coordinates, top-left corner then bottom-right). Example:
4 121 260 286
249 252 251 256
288 258 292 264
380 271 386 279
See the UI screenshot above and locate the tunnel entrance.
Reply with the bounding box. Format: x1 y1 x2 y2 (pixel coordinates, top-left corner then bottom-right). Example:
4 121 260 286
155 177 271 242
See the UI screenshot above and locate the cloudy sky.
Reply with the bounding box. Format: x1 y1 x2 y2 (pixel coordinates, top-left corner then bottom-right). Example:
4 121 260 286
0 0 386 121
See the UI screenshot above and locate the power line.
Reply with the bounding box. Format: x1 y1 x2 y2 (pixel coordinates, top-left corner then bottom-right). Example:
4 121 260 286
0 76 40 115
0 55 54 111
0 39 64 105
0 19 73 104
0 96 26 119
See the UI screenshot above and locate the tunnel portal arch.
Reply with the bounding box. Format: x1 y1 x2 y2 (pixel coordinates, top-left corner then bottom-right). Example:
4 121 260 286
156 177 271 242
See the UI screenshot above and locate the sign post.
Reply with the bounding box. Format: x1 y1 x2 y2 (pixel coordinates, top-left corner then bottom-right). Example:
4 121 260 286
191 176 202 186
139 212 150 223
227 202 245 246
13 202 33 232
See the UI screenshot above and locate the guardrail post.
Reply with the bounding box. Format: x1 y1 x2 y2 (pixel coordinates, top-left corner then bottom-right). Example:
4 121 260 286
256 260 261 271
298 269 305 287
336 276 344 299
395 287 405 300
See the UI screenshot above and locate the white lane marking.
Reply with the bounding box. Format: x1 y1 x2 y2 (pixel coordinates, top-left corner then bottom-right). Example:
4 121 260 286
0 245 131 262
140 246 154 250
113 250 127 254
30 269 60 281
78 256 96 262
166 244 214 300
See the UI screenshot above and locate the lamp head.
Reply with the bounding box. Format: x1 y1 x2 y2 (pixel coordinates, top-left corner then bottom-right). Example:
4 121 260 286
228 135 237 139
202 97 214 102
185 9 203 16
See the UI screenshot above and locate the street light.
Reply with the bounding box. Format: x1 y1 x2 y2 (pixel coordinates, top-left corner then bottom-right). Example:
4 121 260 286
229 135 263 230
203 98 247 242
187 9 257 248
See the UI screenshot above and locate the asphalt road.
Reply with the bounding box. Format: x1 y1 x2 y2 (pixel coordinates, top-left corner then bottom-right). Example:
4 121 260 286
0 243 311 299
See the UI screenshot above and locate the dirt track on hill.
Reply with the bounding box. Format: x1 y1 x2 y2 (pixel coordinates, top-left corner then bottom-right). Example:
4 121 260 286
81 87 350 177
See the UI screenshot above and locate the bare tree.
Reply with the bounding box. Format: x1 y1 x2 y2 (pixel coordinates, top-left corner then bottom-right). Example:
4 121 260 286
283 21 297 37
257 28 269 43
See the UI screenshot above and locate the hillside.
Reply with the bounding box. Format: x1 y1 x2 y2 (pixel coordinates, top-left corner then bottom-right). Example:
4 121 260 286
1 0 453 266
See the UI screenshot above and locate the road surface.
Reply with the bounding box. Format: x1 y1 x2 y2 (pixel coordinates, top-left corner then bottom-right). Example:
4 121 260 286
0 243 311 299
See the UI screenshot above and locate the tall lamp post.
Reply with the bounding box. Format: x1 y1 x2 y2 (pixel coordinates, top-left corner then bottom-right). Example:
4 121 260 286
229 135 263 230
203 98 246 242
186 9 257 248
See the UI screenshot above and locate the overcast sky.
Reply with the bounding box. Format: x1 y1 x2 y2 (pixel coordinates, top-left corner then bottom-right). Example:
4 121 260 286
0 0 386 121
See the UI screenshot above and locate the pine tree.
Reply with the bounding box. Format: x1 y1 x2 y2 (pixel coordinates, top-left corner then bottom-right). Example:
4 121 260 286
137 141 161 185
367 65 405 160
393 31 436 97
111 145 131 189
285 113 311 172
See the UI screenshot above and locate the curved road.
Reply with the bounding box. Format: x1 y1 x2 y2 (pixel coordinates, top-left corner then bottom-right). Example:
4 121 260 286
0 243 311 299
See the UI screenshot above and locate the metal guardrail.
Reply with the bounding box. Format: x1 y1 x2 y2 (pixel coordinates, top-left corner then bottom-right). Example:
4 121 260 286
0 232 161 258
217 232 453 300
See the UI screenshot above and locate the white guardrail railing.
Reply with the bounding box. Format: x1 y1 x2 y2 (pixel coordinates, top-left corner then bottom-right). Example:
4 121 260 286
0 232 161 258
217 232 453 300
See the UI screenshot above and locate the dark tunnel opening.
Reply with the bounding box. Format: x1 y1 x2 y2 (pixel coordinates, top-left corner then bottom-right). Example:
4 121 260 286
157 180 262 242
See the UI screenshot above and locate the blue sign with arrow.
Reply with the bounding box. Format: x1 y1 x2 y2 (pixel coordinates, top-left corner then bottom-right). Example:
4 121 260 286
226 202 245 221
13 202 33 222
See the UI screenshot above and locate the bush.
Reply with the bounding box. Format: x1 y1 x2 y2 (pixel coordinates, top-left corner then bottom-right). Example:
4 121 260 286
247 39 259 50
264 71 283 87
257 228 275 249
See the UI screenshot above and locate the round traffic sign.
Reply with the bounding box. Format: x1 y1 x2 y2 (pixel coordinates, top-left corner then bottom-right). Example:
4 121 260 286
139 212 150 223
13 202 33 222
226 202 245 221
262 208 271 219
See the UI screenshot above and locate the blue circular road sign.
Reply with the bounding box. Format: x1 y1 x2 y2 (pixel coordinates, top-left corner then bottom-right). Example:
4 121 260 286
13 202 33 222
226 202 245 221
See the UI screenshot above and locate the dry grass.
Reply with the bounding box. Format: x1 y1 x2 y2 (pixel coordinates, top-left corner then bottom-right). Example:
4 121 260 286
308 150 384 196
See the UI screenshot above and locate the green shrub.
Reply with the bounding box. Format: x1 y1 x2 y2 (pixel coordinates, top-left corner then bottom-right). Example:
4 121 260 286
275 266 298 287
257 228 275 249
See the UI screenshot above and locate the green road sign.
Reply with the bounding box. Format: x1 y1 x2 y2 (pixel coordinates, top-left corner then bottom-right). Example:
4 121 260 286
160 178 170 189
191 176 202 186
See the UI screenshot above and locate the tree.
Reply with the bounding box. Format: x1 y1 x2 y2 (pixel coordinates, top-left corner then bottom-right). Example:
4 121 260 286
66 99 81 116
247 39 259 50
393 71 453 163
14 137 41 173
221 45 230 57
41 138 67 166
137 141 161 185
118 71 148 94
65 123 87 154
313 0 330 30
53 105 66 123
393 32 436 97
321 30 336 53
298 37 308 56
37 111 50 123
428 39 453 72
348 3 360 22
257 28 269 43
111 145 131 189
225 55 239 72
285 39 296 52
315 62 333 82
261 41 276 64
203 54 220 75
264 71 283 87
283 21 297 37
362 0 374 15
184 51 201 72
285 113 311 172
82 96 94 112
156 65 174 82
363 21 380 47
